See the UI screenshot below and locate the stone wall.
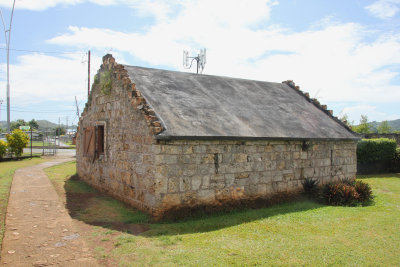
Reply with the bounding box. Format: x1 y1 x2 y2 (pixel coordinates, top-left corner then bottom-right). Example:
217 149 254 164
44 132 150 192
152 139 357 215
77 54 357 218
77 55 160 215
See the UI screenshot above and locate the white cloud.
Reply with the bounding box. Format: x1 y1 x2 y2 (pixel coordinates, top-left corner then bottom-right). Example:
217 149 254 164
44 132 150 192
0 0 179 20
365 0 400 19
0 0 82 11
0 53 102 106
47 6 400 104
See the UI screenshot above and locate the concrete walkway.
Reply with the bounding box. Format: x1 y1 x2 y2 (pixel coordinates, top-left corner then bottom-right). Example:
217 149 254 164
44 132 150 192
1 158 98 266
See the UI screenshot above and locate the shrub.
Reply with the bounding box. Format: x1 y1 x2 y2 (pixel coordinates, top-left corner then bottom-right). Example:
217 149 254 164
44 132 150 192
391 147 400 172
357 138 397 164
355 181 374 203
6 129 29 157
100 70 112 95
0 140 7 158
301 178 319 197
321 182 360 206
340 177 355 186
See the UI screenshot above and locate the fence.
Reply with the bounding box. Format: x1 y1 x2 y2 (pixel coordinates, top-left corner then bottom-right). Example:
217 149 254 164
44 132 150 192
0 130 58 158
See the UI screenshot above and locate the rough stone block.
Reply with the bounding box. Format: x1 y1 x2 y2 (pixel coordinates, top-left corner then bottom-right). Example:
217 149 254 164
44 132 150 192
199 164 213 175
201 175 210 188
252 161 265 172
303 167 314 178
272 171 283 182
179 177 191 192
258 171 272 183
277 160 286 170
192 176 202 190
181 192 197 205
182 145 193 154
249 172 259 184
244 146 257 153
222 153 233 164
235 172 249 179
162 193 181 207
274 144 286 152
225 174 235 186
201 154 215 164
193 145 207 154
234 153 248 163
265 160 277 171
166 177 178 193
198 189 215 203
154 177 168 194
161 145 182 154
235 177 249 187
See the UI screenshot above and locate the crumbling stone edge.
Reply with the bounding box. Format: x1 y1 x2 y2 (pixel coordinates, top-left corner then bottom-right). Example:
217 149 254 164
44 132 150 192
83 54 165 136
282 80 354 133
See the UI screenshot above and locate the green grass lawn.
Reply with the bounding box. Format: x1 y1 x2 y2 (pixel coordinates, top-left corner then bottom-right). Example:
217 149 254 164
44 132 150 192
44 162 400 266
0 157 48 249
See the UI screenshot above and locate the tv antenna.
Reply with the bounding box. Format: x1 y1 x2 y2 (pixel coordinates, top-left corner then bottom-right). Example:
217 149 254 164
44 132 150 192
183 48 206 74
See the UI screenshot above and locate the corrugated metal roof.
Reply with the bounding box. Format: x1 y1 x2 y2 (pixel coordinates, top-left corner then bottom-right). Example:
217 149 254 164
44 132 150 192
124 65 358 140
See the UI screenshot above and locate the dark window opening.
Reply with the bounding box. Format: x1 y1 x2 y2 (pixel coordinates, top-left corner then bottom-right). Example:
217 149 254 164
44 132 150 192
96 125 104 154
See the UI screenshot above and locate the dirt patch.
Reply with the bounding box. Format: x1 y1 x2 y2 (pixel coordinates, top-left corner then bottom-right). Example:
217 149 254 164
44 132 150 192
49 174 150 267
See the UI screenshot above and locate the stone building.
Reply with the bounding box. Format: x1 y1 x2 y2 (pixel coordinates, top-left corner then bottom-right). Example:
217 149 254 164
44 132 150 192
76 54 359 218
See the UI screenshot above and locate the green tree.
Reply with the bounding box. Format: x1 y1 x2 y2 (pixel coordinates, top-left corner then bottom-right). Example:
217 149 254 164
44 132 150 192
0 140 7 158
6 129 29 157
28 119 39 130
352 115 371 134
10 119 27 131
55 127 66 135
339 113 354 127
377 121 391 134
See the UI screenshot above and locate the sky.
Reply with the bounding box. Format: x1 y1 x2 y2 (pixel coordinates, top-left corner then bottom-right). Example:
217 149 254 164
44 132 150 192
0 0 399 126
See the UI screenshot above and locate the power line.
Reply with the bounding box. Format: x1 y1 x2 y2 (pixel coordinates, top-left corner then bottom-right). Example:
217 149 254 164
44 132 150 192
0 47 86 55
10 107 77 112
0 108 77 114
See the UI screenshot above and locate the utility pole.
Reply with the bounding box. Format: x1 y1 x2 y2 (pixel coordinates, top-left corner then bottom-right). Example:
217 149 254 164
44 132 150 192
58 117 60 146
88 50 91 98
75 96 80 117
0 99 3 123
66 116 68 135
0 0 16 131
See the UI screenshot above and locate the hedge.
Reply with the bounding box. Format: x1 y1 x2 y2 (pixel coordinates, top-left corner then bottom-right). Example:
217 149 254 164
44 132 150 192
357 138 397 164
392 147 400 172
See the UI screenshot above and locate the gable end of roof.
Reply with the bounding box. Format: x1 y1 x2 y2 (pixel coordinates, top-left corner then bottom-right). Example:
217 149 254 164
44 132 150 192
82 54 166 136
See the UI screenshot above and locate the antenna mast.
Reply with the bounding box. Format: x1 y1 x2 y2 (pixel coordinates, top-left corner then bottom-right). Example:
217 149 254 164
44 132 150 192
183 48 206 74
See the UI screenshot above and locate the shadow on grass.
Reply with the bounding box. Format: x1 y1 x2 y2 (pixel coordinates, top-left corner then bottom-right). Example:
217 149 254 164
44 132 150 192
357 173 400 179
63 175 324 236
143 199 324 237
